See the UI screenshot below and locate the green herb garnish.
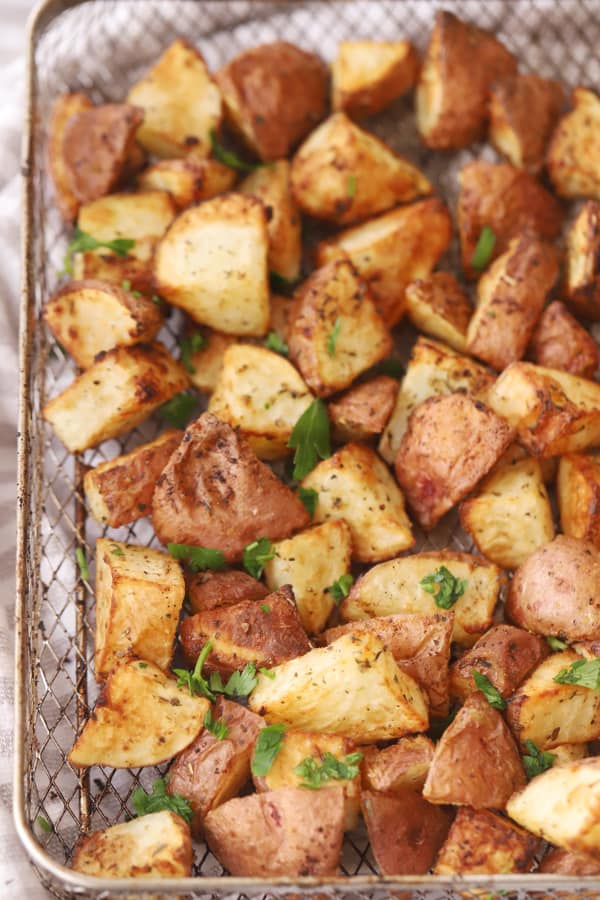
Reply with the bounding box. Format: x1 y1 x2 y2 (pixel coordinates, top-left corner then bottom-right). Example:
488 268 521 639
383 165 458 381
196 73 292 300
36 815 52 833
420 565 466 610
243 537 275 579
288 398 331 481
131 778 193 824
251 724 287 776
265 331 289 356
327 317 342 357
471 225 496 272
173 641 216 701
168 543 226 572
158 391 197 428
210 662 258 698
61 226 134 276
522 740 555 780
203 708 229 740
180 332 207 374
260 667 276 679
260 604 271 614
210 129 258 173
328 574 354 605
473 670 506 710
75 547 89 581
121 279 131 291
294 751 363 789
110 544 124 557
297 486 318 519
347 175 356 198
553 658 600 692
547 636 569 652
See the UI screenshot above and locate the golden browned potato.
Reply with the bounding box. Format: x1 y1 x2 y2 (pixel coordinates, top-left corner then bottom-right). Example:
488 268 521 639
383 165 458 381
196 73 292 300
43 279 163 369
291 112 431 226
361 735 435 793
558 453 600 547
204 785 345 876
138 156 236 209
466 233 558 371
564 201 600 320
301 442 414 563
548 87 600 199
316 198 452 326
249 632 429 742
187 569 269 614
153 193 270 336
379 336 494 465
328 375 398 443
458 161 564 279
72 810 192 878
342 551 500 648
416 9 517 149
489 73 564 174
486 362 600 457
152 413 309 562
405 272 471 353
362 789 452 875
84 430 182 528
395 393 514 531
423 693 526 809
71 252 153 296
43 342 188 453
434 807 538 875
551 743 589 766
506 535 600 641
47 92 93 221
530 300 599 378
287 260 391 397
450 625 549 703
239 159 301 281
183 327 236 395
331 40 420 118
167 696 263 836
539 846 600 876
69 659 209 768
127 39 222 158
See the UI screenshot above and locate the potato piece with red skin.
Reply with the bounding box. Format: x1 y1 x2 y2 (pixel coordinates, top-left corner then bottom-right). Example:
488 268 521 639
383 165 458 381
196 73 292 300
361 735 435 793
328 375 397 443
530 301 599 378
186 569 269 615
564 201 600 320
434 807 538 874
539 846 600 876
332 40 420 119
48 92 93 222
558 453 600 548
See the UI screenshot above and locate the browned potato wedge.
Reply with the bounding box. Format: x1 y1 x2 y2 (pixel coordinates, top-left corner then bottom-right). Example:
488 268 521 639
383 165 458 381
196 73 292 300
72 810 192 878
84 429 182 528
362 789 452 875
328 376 397 443
216 42 328 162
449 625 548 703
167 696 263 836
127 39 222 158
558 453 600 546
379 336 495 465
530 300 599 378
458 161 564 280
548 87 600 199
291 112 431 226
48 92 93 221
69 659 209 768
395 393 514 531
506 535 600 641
489 73 564 174
43 279 163 369
361 735 435 793
317 198 452 326
565 201 600 320
138 157 236 209
539 846 600 876
187 569 269 614
42 342 188 453
552 743 590 765
153 193 270 336
342 551 500 647
405 272 471 353
487 362 600 457
434 807 538 874
323 613 452 718
416 10 517 149
331 40 420 118
71 252 154 295
204 785 345 876
183 327 236 395
466 233 558 371
423 693 526 809
287 260 391 397
249 632 429 742
152 413 309 562
95 539 184 680
301 442 413 563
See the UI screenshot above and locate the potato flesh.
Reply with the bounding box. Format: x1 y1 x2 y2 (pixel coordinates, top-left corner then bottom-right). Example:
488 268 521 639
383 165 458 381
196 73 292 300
434 807 538 874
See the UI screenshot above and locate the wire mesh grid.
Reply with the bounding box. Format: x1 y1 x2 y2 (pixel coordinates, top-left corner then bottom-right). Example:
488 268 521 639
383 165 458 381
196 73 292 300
15 0 600 897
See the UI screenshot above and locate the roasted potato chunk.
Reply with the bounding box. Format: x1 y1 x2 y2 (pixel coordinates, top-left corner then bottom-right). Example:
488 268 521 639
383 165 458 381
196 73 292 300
71 252 153 295
153 193 270 336
43 342 188 453
69 659 209 768
126 39 222 158
405 272 471 353
138 157 236 209
343 551 499 647
72 810 192 878
331 40 419 118
564 201 600 320
423 693 526 809
216 41 328 162
548 87 600 200
264 520 352 634
249 632 429 742
530 300 599 378
395 393 514 531
434 807 538 875
291 112 431 226
43 279 163 369
301 442 413 563
466 233 558 371
84 429 183 528
204 786 345 876
187 569 269 614
489 73 564 174
183 327 235 395
48 92 93 221
558 453 600 547
450 625 548 703
287 260 392 397
328 376 397 443
152 413 309 562
539 846 600 876
361 735 435 793
208 343 313 459
458 161 564 279
416 10 517 149
317 198 453 326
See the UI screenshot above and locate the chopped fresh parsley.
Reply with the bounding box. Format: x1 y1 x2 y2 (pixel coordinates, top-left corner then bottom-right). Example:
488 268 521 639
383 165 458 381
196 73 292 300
158 391 197 428
75 547 89 581
547 636 569 652
179 332 207 374
131 777 193 824
138 662 148 668
243 537 275 579
473 670 506 710
553 658 600 692
471 225 496 271
251 724 286 776
297 486 318 519
347 174 356 198
288 398 331 481
328 574 354 605
61 226 134 276
420 565 466 610
260 667 276 679
173 641 216 701
110 544 124 557
259 604 271 614
36 815 52 833
167 543 226 572
121 279 131 291
295 751 363 789
203 708 229 740
428 707 458 740
522 740 555 780
327 317 342 357
209 662 258 698
210 129 258 173
265 331 289 356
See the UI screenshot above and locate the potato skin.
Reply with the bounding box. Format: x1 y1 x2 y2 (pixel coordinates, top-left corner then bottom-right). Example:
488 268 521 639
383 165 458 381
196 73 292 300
434 807 538 874
328 375 398 443
361 735 435 793
332 40 420 118
558 453 600 547
530 300 599 378
548 87 600 200
565 201 600 320
48 92 93 221
186 569 269 614
138 157 236 209
539 846 600 875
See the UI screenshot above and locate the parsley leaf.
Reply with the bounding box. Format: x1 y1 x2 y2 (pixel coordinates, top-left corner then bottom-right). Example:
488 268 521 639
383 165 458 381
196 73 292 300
260 604 271 614
522 740 555 780
328 574 354 605
298 486 318 518
75 547 89 581
473 670 506 710
243 537 275 579
327 317 342 357
61 226 135 276
210 129 258 173
260 667 276 679
203 708 229 740
179 332 207 374
173 641 216 701
209 662 258 698
295 751 363 789
553 658 600 692
288 398 331 481
251 724 286 776
158 391 197 428
131 778 193 824
36 815 52 833
347 175 356 198
122 279 131 292
265 331 289 356
110 543 124 557
168 543 226 572
420 566 466 610
471 225 496 272
547 636 569 651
